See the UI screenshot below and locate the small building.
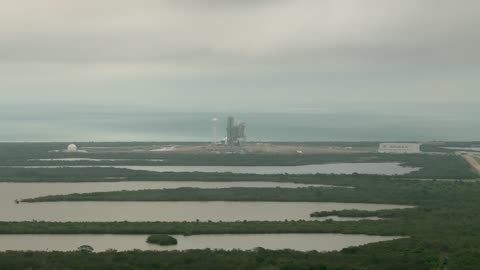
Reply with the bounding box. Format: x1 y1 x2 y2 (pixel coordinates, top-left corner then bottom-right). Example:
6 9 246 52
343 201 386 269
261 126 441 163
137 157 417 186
378 143 421 154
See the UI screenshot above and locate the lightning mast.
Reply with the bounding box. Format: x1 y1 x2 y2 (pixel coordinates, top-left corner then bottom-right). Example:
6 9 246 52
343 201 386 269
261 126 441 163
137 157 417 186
212 118 218 144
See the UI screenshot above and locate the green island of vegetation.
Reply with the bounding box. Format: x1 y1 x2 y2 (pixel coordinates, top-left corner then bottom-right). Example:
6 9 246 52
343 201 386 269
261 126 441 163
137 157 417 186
21 186 418 203
146 234 178 246
309 209 395 218
19 176 475 205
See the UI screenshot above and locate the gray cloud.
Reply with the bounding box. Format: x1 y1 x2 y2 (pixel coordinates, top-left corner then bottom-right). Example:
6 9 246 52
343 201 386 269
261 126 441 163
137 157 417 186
1 0 479 63
0 0 479 109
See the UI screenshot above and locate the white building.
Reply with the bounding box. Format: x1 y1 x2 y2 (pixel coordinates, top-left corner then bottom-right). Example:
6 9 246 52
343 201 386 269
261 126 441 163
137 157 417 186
378 143 421 154
66 144 78 152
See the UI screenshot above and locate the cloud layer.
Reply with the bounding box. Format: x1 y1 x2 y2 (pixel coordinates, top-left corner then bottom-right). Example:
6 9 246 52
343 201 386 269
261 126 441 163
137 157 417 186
1 0 479 110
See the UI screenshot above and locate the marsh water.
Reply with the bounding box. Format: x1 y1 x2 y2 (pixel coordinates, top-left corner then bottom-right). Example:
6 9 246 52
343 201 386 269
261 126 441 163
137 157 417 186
1 200 409 222
0 178 411 250
20 162 419 175
0 234 402 252
0 182 411 222
114 163 418 175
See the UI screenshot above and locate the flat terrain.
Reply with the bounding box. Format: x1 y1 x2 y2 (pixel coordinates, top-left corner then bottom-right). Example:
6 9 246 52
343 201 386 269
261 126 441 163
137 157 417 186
80 142 377 154
1 142 480 270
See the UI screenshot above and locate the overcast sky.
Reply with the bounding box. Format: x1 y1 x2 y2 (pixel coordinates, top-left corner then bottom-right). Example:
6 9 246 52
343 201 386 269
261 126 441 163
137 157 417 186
1 0 479 112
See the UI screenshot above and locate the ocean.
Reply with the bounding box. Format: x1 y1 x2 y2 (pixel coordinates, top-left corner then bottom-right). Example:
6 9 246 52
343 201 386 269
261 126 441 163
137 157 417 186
0 104 478 142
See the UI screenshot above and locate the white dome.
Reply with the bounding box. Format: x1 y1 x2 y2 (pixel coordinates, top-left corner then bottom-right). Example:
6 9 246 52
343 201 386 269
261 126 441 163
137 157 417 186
66 144 78 152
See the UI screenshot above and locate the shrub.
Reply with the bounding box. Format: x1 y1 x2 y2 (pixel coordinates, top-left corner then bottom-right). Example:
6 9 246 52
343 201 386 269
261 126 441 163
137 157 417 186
146 234 178 246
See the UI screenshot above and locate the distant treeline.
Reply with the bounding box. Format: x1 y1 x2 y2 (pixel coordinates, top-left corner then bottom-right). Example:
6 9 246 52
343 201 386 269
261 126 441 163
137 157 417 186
0 241 459 270
0 168 395 183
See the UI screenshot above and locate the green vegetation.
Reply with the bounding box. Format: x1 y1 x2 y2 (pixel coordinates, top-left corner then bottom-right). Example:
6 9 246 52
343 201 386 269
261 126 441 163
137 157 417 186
0 220 410 235
2 142 480 269
0 142 374 159
146 234 178 246
5 175 480 269
77 245 94 253
0 151 476 183
0 244 457 270
0 141 477 180
310 209 396 218
0 167 374 183
22 186 414 203
21 177 475 205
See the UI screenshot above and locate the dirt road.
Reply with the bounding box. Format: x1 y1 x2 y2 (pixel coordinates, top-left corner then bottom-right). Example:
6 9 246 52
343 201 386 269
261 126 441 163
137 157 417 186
463 154 480 175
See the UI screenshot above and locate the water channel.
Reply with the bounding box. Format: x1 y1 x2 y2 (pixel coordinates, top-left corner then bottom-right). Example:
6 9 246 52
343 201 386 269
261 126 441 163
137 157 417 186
0 234 403 252
18 162 419 175
0 182 411 222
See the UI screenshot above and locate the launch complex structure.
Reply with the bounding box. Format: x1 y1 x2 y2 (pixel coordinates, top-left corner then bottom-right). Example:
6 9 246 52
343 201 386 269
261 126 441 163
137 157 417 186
226 116 246 145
